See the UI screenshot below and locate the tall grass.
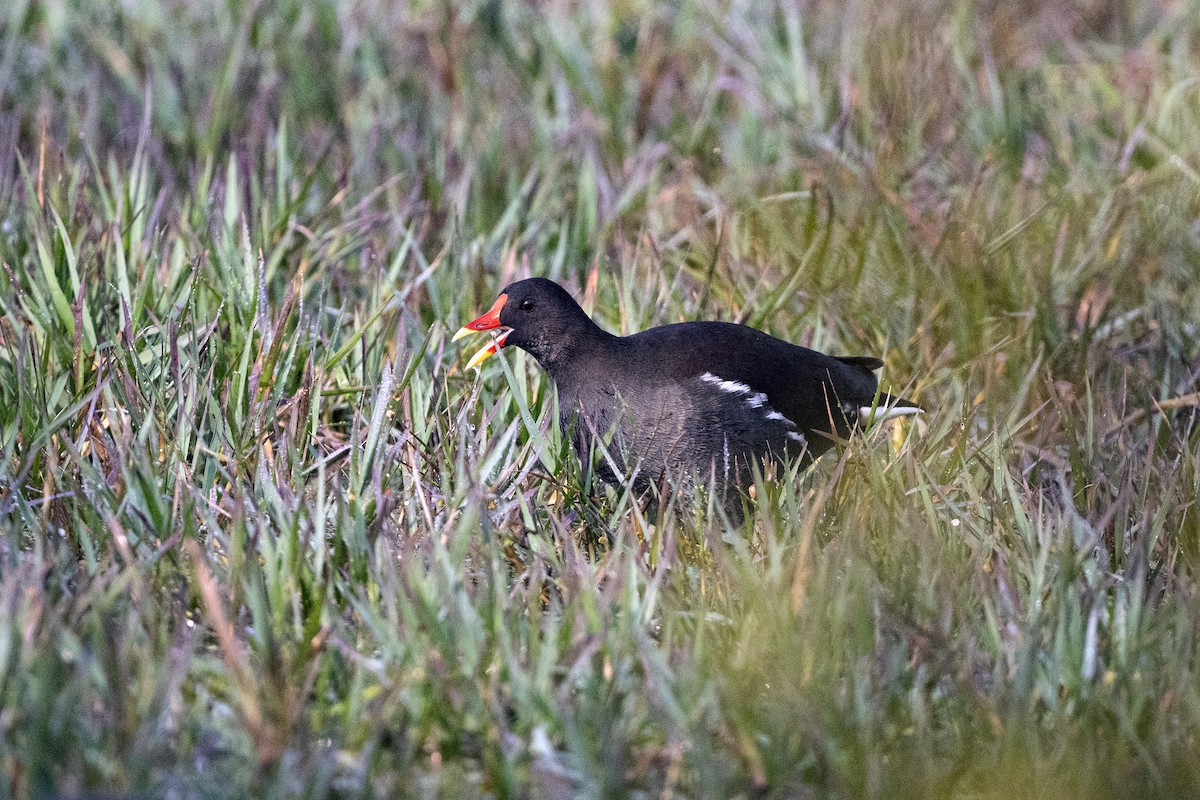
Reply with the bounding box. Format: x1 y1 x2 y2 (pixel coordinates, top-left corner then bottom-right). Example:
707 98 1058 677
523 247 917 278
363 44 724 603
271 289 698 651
1 0 1199 797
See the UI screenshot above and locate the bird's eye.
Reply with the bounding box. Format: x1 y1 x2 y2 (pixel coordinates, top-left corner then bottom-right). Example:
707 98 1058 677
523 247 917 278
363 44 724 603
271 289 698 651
520 298 535 311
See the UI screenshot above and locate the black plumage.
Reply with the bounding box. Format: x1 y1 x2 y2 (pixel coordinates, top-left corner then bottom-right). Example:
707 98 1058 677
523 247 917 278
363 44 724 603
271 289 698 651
455 278 920 520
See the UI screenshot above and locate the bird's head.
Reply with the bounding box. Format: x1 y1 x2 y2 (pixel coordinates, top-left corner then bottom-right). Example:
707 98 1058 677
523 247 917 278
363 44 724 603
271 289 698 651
453 278 600 372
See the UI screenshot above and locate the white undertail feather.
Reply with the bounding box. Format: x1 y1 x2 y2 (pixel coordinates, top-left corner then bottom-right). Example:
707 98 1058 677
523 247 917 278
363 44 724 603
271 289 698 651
858 404 923 425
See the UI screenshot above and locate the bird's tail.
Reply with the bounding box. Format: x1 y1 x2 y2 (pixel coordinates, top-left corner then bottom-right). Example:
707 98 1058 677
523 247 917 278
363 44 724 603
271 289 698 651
836 355 885 372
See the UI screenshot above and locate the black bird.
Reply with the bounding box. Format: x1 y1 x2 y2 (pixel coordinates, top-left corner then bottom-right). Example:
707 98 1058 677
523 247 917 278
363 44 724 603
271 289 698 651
454 278 920 521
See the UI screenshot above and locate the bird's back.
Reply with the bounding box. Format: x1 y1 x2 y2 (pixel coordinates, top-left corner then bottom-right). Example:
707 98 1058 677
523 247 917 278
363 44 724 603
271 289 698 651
620 321 883 439
553 320 888 495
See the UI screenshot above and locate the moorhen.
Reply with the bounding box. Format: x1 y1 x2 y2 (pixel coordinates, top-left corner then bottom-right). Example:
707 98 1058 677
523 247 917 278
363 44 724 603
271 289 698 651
454 278 920 521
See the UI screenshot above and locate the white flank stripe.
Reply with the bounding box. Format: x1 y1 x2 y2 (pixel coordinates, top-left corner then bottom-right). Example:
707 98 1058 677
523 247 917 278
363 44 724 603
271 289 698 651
745 392 767 409
787 431 808 444
699 372 752 396
701 372 802 432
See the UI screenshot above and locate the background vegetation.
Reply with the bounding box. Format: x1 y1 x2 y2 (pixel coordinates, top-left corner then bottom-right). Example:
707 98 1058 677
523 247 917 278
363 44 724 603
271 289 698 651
2 0 1199 797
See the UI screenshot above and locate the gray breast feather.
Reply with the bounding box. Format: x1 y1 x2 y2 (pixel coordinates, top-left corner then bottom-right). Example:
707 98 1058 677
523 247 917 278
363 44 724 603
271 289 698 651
558 372 809 493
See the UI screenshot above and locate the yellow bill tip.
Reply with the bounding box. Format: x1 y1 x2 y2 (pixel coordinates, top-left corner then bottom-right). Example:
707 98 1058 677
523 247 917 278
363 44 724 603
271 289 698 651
462 329 511 371
464 340 499 371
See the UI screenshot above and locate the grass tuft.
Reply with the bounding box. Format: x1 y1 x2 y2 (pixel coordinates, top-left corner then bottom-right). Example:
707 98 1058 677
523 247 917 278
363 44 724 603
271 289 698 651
1 0 1199 797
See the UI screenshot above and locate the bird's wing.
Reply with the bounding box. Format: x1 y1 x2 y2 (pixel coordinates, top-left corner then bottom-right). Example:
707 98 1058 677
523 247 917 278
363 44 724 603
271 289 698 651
627 321 914 455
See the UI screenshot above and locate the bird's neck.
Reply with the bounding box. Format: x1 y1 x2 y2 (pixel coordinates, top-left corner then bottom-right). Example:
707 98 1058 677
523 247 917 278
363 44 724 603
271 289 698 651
530 317 617 381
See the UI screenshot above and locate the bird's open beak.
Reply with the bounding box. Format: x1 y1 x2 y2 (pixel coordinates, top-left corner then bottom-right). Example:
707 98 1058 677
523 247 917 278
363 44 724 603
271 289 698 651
453 293 512 370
